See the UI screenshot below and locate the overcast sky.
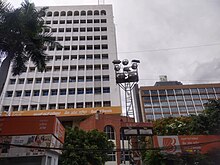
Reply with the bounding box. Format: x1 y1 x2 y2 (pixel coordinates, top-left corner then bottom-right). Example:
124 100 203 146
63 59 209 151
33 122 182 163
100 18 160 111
9 0 220 86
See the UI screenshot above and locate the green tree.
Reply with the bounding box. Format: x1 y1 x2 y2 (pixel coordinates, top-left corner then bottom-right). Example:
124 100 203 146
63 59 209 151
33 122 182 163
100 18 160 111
190 100 220 135
143 149 216 165
153 100 220 136
153 116 192 136
203 100 220 134
60 127 114 165
0 0 58 94
143 150 167 165
143 100 220 164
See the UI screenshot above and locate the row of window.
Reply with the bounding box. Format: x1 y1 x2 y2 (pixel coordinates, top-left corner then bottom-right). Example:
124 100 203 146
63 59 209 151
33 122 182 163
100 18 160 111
44 19 107 25
146 113 194 120
44 10 107 17
145 105 204 113
45 27 107 33
144 105 203 113
15 64 109 74
9 75 110 85
46 54 108 61
6 87 111 97
142 87 220 96
143 93 219 103
143 96 219 108
46 44 108 51
47 64 109 71
145 99 211 107
2 101 111 112
48 35 108 42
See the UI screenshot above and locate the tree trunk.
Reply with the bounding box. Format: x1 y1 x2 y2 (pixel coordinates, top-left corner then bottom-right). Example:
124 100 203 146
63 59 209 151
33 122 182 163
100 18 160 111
0 54 12 96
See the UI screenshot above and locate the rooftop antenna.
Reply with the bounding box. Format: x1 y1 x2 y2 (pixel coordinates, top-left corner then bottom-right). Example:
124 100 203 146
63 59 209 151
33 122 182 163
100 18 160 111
98 0 105 5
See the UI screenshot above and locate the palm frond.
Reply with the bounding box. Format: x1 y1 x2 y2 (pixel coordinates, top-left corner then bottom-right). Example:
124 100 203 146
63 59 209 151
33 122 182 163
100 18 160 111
0 0 61 76
0 0 12 15
11 52 28 75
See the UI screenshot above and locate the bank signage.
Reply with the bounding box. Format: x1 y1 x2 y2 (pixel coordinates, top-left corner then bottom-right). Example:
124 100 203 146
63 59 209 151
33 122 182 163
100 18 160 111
153 135 220 154
0 106 122 117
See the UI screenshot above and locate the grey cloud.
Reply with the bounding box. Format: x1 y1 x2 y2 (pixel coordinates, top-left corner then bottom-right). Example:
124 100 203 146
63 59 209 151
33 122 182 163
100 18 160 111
8 0 220 85
192 58 220 82
113 0 220 85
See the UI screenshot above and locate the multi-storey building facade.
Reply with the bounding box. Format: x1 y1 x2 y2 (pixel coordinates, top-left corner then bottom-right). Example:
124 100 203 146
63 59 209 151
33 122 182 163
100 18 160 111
0 5 121 116
139 80 220 121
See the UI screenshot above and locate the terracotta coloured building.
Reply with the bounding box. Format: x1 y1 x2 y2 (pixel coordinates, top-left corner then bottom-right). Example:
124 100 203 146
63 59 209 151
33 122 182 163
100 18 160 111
79 113 153 165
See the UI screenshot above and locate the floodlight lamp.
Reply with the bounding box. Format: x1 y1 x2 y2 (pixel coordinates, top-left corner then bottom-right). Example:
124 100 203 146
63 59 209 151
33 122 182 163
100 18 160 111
114 65 120 71
128 71 137 76
112 60 121 65
131 59 140 63
123 67 131 72
122 59 129 66
128 71 139 82
116 73 125 79
131 63 138 69
116 73 126 83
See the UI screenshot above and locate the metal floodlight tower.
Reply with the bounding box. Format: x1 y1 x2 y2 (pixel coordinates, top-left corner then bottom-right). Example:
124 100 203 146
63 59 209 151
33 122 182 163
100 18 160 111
112 59 140 119
113 59 141 165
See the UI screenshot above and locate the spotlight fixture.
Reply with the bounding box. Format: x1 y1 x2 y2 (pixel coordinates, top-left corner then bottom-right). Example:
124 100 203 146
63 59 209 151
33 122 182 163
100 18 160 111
122 59 129 66
114 65 120 71
112 59 140 84
131 63 138 69
123 67 131 72
112 60 121 65
131 59 140 63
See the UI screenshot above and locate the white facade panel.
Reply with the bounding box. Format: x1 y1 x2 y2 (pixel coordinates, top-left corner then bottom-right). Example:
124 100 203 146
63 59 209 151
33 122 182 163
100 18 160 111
0 5 121 113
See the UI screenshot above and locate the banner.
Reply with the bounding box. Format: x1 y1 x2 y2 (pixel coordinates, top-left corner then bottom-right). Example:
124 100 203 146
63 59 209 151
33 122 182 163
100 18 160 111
0 106 122 117
153 135 220 154
0 116 65 143
0 134 63 157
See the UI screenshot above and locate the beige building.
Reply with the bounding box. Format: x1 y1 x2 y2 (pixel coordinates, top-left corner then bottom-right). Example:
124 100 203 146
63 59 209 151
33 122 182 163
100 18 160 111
0 4 122 165
138 80 220 121
0 5 121 114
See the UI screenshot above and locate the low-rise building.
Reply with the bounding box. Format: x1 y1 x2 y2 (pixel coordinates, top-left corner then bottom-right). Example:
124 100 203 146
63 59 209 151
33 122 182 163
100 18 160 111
138 79 220 121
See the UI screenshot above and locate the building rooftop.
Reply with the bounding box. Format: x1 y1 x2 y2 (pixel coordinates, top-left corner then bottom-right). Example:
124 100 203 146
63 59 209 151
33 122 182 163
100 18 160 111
154 81 183 86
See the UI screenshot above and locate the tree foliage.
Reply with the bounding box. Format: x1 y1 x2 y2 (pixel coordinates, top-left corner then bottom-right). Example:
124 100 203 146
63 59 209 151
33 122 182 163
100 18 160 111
60 127 114 165
0 0 56 74
153 116 192 136
143 149 218 165
0 0 59 94
153 100 220 136
143 100 220 164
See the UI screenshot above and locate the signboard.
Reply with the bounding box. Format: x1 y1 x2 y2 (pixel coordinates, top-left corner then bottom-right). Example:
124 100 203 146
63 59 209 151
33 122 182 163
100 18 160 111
121 122 153 128
123 128 153 136
54 118 65 144
153 135 220 154
0 106 122 117
0 116 65 143
0 134 63 157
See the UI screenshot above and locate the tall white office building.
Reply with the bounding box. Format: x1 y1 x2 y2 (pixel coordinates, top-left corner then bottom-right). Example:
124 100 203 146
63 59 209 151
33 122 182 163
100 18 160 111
0 5 121 117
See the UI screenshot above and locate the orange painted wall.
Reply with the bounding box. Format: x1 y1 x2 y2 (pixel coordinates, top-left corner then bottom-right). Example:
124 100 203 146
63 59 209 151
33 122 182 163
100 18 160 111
0 116 65 143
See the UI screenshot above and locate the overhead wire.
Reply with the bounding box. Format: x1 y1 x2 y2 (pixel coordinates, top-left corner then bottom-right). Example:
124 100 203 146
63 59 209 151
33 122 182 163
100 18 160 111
0 139 219 152
116 42 220 54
